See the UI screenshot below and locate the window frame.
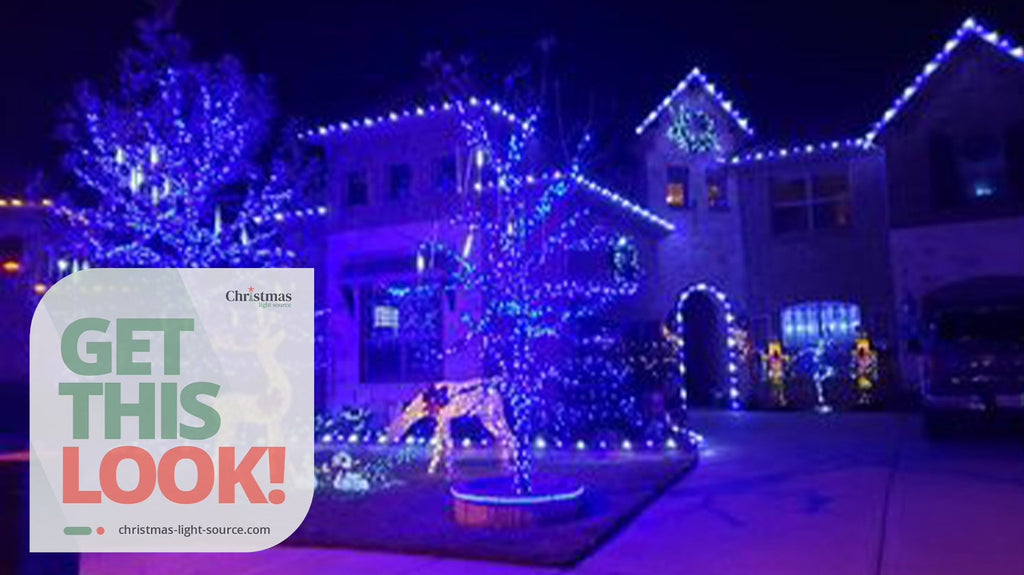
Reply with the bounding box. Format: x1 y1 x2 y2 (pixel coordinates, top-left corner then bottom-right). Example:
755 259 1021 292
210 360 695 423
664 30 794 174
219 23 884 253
388 163 412 200
769 172 852 235
359 282 444 384
665 164 692 209
706 167 729 211
346 169 369 206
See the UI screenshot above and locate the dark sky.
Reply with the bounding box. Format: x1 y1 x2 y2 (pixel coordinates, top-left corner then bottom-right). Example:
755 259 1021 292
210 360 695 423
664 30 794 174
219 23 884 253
2 0 1023 187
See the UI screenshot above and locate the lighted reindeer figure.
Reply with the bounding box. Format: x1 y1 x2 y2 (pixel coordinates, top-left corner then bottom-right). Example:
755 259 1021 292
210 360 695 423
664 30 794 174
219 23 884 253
386 378 514 474
212 311 293 449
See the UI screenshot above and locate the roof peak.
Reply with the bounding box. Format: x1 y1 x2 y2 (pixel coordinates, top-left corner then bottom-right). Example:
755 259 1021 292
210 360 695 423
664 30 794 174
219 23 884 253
634 67 754 137
864 16 1024 143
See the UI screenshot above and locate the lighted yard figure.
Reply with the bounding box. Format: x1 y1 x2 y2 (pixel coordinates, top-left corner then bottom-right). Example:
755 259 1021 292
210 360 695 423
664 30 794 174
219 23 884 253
851 332 879 405
386 378 514 475
762 340 790 407
804 338 838 413
666 105 721 154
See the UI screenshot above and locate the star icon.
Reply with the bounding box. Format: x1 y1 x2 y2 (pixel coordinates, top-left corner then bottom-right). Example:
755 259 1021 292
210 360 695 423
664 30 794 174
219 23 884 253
248 286 255 293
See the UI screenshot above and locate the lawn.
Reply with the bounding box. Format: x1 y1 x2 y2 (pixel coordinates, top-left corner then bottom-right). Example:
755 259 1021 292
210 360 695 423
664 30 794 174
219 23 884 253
286 444 697 567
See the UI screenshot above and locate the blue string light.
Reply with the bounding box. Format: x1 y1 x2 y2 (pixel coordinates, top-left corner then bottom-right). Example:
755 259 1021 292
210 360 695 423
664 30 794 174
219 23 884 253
300 97 535 141
865 17 1024 144
670 282 743 410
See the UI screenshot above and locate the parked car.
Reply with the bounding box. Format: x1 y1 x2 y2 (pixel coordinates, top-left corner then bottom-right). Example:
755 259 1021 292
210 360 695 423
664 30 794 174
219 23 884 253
920 278 1024 436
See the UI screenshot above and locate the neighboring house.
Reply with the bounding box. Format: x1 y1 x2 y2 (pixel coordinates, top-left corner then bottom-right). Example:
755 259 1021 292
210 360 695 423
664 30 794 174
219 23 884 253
0 192 61 426
307 16 1024 412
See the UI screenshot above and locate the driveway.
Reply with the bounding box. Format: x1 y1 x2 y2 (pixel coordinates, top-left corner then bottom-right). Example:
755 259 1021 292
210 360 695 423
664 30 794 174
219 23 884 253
81 411 1024 574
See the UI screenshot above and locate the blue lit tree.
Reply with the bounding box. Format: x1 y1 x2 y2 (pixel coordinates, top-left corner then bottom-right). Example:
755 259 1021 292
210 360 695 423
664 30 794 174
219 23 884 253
417 109 638 494
59 4 317 267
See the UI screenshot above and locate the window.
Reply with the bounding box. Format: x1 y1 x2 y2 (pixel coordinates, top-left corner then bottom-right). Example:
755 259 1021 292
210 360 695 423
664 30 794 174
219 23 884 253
0 236 23 274
810 174 851 229
931 131 1012 207
1008 122 1024 198
389 164 412 200
361 283 442 383
346 170 368 206
781 301 861 349
706 168 728 210
666 165 690 208
770 179 810 233
373 305 399 329
770 173 850 234
958 133 1006 202
432 155 457 193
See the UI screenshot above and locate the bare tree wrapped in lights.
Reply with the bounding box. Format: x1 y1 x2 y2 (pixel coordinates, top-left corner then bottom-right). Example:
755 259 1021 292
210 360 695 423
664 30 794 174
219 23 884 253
58 2 318 268
415 107 639 494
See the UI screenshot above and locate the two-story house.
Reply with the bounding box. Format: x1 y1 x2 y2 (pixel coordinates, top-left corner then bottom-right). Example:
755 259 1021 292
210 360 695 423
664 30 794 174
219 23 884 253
307 16 1024 413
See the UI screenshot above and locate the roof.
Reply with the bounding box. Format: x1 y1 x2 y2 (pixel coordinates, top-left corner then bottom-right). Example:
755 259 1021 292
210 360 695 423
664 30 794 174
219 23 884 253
571 172 675 233
865 17 1024 144
725 138 872 166
479 170 675 233
300 97 534 142
634 67 754 137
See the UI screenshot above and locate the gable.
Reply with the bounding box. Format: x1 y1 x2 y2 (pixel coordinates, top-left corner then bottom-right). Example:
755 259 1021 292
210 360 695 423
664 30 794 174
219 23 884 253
635 68 754 156
866 17 1024 144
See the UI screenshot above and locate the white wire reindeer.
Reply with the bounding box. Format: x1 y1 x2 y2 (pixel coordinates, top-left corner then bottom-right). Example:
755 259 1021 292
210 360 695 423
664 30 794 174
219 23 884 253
386 377 515 474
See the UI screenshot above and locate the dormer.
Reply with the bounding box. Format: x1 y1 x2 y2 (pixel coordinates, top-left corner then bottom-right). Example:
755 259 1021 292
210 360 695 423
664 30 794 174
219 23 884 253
636 68 754 213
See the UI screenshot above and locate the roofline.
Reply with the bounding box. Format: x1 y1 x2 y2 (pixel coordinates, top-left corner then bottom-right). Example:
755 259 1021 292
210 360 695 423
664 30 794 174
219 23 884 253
724 138 873 166
571 172 676 233
300 97 535 143
865 16 1024 144
478 170 675 233
634 67 754 137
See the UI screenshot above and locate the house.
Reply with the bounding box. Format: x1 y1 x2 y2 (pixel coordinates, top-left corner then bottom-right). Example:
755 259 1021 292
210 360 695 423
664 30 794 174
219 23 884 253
303 99 674 416
307 16 1024 413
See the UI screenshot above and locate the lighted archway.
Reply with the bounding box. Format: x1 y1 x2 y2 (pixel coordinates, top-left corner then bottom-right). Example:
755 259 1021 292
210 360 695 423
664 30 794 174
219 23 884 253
668 282 742 409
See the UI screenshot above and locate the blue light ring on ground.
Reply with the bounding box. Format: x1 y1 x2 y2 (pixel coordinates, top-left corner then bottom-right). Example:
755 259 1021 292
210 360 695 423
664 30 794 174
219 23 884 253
450 478 585 506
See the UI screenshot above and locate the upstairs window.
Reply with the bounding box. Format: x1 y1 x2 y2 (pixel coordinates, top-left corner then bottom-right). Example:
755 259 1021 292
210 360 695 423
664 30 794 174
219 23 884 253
706 168 728 210
346 170 368 206
432 155 457 193
389 164 412 200
930 131 1011 208
960 133 1005 202
770 173 850 234
666 165 690 208
770 178 809 234
811 174 851 229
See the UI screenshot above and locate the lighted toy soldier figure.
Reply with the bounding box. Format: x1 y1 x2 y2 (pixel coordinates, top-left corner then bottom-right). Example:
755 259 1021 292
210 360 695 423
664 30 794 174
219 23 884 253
762 340 790 407
851 331 879 405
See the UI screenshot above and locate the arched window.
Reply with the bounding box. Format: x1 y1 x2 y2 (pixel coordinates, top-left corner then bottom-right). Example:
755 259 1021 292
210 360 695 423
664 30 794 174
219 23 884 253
781 301 861 348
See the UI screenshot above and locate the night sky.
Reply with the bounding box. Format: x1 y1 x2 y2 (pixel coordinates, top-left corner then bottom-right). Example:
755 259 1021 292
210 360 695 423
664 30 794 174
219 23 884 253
2 0 1023 187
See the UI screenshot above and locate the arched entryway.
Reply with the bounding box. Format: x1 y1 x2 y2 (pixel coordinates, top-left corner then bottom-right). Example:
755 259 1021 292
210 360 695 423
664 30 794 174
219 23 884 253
669 283 742 409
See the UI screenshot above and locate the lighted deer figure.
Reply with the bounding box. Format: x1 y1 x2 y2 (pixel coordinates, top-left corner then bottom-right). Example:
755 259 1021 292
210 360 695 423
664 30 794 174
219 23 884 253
212 311 293 448
387 378 514 474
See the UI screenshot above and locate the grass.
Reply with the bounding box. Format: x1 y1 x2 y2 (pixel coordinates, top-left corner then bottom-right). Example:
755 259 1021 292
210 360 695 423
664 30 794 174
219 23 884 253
286 446 697 567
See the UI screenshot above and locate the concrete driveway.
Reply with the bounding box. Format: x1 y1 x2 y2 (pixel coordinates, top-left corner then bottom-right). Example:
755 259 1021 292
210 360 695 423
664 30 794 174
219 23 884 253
82 411 1024 575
